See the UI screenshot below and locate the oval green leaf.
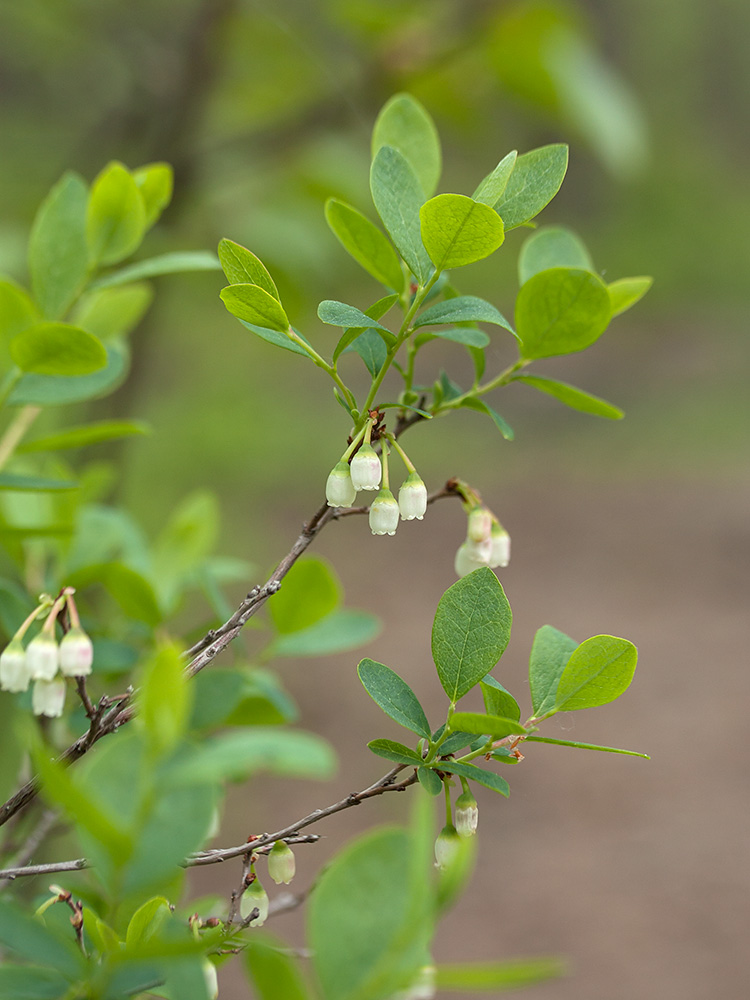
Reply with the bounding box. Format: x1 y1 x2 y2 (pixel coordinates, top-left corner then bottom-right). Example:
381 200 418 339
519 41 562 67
555 634 638 712
74 283 154 340
436 761 510 797
414 295 515 335
495 144 569 230
358 658 431 740
269 556 341 634
18 420 150 454
8 342 129 406
367 739 423 766
10 323 107 375
372 92 441 198
325 199 405 292
449 712 526 740
420 194 505 270
513 374 623 419
370 146 432 283
529 624 577 718
480 676 521 721
221 283 289 332
218 238 280 300
515 267 612 360
609 275 653 316
28 172 89 320
518 225 594 284
317 300 391 333
86 161 146 266
472 150 518 207
132 161 173 229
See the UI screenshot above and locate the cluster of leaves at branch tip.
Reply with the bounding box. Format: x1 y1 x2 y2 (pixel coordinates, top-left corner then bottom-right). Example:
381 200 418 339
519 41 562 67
217 92 650 563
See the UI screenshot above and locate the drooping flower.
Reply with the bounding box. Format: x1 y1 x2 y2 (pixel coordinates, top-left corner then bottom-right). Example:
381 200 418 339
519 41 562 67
268 840 296 885
0 639 31 692
350 443 382 491
454 537 492 578
59 627 94 677
32 677 66 718
369 488 399 536
434 823 461 870
489 523 511 568
398 472 427 521
326 461 357 507
26 633 59 681
240 878 269 927
455 789 479 837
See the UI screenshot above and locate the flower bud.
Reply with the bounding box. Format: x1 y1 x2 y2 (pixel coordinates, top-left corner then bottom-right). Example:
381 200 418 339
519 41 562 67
467 507 492 543
59 627 93 677
240 878 269 927
454 538 492 578
489 524 511 568
350 443 381 491
398 472 427 521
26 633 59 681
32 677 66 718
0 639 31 692
268 840 296 884
455 790 479 837
369 488 399 536
434 823 461 870
326 461 357 507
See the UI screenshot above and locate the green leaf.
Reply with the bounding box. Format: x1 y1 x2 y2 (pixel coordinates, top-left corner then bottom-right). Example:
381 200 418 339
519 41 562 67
152 491 219 612
347 329 387 377
8 341 129 406
125 897 171 950
270 556 341 633
357 658 431 739
435 957 565 990
0 964 70 999
0 473 76 491
90 251 222 289
28 172 89 319
140 644 191 755
221 283 289 332
513 374 623 419
18 419 150 453
524 736 649 758
73 282 154 340
0 280 40 348
417 766 443 796
94 562 163 626
367 739 423 766
495 144 569 229
170 728 336 784
413 295 515 335
415 326 490 349
370 146 432 283
318 300 391 333
10 322 106 375
132 161 173 228
0 901 85 978
472 150 518 206
528 625 577 718
609 276 653 316
518 225 594 284
449 712 526 740
515 267 612 360
333 294 399 362
480 676 521 721
87 161 146 266
325 199 405 292
203 667 297 729
459 398 514 440
436 761 510 797
240 321 310 357
432 568 512 703
372 92 441 198
555 635 638 712
245 932 313 1000
433 728 477 755
420 194 504 271
308 826 431 1000
269 609 380 658
218 238 280 300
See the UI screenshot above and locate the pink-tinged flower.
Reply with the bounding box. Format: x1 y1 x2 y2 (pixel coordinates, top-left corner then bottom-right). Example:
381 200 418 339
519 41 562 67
454 538 492 578
326 461 357 507
350 443 381 491
268 840 296 884
32 677 66 718
26 633 59 681
455 790 479 837
467 507 492 542
434 823 461 870
0 639 31 692
369 488 399 535
240 878 269 926
489 524 511 568
398 472 427 521
59 627 93 677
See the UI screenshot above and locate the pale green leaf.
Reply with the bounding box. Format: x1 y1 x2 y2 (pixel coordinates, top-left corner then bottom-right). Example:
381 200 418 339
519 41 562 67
372 92 441 197
420 194 504 270
73 282 154 340
609 276 653 316
325 199 405 292
449 712 526 740
555 635 638 712
269 609 380 658
524 736 649 758
10 322 106 375
472 150 518 206
8 342 129 406
18 419 150 453
518 226 594 284
132 161 173 228
221 283 289 332
480 676 521 721
513 374 623 419
269 556 341 634
515 267 611 360
86 161 146 266
90 251 221 289
218 238 280 300
358 658 431 739
435 957 565 990
529 625 577 718
495 145 569 229
370 146 432 283
28 172 89 319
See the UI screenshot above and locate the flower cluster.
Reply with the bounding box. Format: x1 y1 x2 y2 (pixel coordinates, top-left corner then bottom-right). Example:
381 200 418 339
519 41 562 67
454 501 510 579
0 589 93 717
326 418 427 537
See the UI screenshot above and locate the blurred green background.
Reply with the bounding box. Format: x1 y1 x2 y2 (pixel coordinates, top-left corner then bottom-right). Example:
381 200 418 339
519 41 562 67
1 1 747 998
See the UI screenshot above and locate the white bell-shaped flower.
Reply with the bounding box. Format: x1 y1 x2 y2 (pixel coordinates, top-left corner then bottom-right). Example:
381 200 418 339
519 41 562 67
454 538 492 578
369 488 399 536
326 461 357 507
434 823 461 870
59 627 94 677
32 677 66 718
467 507 492 542
26 633 59 681
0 639 31 692
350 443 381 491
455 790 479 837
398 472 427 521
